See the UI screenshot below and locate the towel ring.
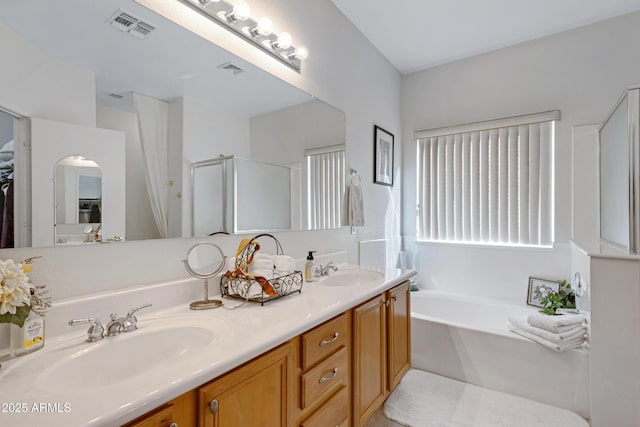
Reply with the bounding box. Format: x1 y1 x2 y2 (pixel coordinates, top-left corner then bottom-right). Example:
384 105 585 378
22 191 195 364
350 169 362 185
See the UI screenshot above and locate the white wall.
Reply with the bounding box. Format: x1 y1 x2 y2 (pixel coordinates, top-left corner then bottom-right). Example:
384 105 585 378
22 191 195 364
0 23 95 126
402 11 640 301
96 105 160 241
250 99 345 164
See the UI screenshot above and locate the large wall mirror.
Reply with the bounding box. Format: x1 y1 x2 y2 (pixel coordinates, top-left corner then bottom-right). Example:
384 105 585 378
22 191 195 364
0 0 346 249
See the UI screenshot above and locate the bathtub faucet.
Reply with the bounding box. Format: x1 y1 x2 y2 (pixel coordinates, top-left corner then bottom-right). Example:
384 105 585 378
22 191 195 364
319 261 338 276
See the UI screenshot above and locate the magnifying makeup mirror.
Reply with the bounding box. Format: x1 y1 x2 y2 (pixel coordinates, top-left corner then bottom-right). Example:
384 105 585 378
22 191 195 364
183 242 226 310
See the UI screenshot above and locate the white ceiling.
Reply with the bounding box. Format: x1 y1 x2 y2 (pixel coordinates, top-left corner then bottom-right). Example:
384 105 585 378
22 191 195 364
331 0 640 74
0 0 310 115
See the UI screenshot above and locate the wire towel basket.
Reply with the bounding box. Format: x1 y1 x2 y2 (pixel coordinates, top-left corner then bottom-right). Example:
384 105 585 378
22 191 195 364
220 233 303 305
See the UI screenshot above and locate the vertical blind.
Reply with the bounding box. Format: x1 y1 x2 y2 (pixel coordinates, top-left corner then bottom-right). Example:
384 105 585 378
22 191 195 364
306 145 346 230
416 111 558 246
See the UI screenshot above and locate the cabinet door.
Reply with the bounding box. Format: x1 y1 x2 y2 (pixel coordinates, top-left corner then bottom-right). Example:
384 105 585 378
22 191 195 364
387 281 411 391
122 391 195 427
199 342 293 427
352 294 387 427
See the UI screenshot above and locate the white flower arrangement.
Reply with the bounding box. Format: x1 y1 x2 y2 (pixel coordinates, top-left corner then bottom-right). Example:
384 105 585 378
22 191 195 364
0 257 49 327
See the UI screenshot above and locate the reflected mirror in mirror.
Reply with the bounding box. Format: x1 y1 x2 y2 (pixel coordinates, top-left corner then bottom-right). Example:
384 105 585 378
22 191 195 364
54 156 102 246
600 90 631 249
0 0 346 250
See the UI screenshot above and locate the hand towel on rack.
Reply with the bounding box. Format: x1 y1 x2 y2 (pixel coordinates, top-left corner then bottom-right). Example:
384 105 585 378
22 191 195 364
506 322 586 352
527 313 588 334
508 316 587 344
342 182 365 227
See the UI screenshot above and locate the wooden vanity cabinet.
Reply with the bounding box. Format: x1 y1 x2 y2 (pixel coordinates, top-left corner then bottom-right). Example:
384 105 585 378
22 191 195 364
295 312 351 427
122 390 196 427
352 281 411 427
122 280 411 427
198 341 294 427
352 293 388 426
387 281 411 391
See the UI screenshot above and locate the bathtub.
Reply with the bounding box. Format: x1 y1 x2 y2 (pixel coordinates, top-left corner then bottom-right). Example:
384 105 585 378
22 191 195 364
411 290 590 419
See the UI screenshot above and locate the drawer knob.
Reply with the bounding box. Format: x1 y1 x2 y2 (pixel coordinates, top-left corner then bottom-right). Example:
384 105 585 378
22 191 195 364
319 367 338 384
169 423 178 427
319 332 339 346
209 399 219 415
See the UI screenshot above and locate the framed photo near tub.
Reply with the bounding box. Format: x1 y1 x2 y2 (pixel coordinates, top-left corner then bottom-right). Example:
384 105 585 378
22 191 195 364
374 125 394 186
527 277 560 307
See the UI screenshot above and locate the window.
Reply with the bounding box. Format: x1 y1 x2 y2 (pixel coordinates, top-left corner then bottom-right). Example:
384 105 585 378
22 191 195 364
305 144 346 230
416 111 558 247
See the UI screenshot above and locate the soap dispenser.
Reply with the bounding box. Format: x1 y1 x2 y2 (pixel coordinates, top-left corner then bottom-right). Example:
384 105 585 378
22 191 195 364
305 251 316 282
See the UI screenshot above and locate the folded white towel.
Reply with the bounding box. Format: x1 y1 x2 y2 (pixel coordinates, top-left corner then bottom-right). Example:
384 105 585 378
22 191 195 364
527 313 588 334
509 316 587 344
507 322 586 352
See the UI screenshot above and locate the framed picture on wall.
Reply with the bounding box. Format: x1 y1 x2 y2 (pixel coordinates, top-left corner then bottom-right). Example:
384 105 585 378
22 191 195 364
373 125 394 186
526 277 560 307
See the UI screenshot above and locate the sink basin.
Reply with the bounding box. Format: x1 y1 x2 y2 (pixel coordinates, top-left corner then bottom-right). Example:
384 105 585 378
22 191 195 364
317 268 384 286
0 314 230 392
41 325 216 389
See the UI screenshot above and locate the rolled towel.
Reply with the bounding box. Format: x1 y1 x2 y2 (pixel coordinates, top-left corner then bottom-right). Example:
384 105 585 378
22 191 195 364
225 256 236 272
248 267 273 280
273 255 295 276
249 260 273 268
248 282 263 298
527 313 588 334
509 316 587 344
252 253 273 262
507 322 586 352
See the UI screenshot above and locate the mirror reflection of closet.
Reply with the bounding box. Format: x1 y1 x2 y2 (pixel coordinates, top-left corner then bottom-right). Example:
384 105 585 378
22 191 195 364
54 155 103 245
0 110 15 248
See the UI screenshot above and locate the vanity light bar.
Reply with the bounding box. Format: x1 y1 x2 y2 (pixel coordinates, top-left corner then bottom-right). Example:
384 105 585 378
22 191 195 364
179 0 308 72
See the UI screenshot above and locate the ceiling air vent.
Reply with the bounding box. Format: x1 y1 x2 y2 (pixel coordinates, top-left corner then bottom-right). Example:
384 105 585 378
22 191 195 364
106 9 156 40
107 92 124 99
130 21 156 39
217 62 244 76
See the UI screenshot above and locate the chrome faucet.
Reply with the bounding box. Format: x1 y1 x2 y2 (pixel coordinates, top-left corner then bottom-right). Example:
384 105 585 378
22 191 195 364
69 318 105 342
69 303 152 341
318 261 339 276
106 303 152 336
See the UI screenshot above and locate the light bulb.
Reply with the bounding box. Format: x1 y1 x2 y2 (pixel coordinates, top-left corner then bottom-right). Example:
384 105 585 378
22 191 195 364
273 32 292 50
232 0 251 21
253 17 273 36
293 46 308 60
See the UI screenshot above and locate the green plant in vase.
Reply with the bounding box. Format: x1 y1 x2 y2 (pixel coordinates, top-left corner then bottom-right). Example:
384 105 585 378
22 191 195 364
539 280 575 315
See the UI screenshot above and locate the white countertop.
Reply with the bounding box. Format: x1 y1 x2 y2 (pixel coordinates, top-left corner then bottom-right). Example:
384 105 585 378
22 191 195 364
0 266 415 427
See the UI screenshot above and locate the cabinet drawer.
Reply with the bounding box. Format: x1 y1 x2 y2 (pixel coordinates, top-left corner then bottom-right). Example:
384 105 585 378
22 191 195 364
300 386 348 427
123 404 173 427
302 313 348 370
301 346 348 409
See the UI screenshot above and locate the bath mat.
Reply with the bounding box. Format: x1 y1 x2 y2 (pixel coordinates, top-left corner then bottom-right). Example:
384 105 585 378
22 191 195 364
383 369 589 427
